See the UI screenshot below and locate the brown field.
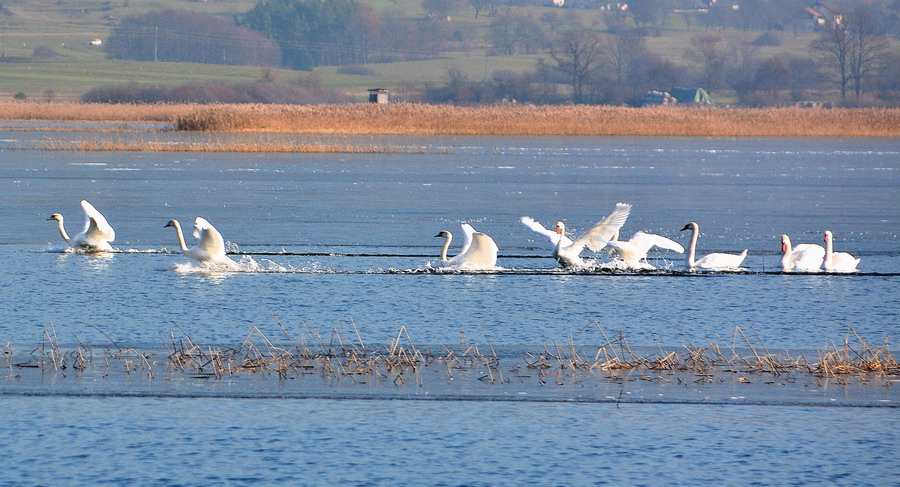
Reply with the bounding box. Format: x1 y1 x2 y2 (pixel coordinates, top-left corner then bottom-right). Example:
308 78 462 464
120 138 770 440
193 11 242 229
2 102 899 139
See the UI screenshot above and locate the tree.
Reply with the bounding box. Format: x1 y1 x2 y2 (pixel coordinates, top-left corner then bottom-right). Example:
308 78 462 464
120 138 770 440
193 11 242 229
846 9 889 97
686 34 726 89
240 0 359 70
107 10 280 66
550 29 605 104
812 13 854 98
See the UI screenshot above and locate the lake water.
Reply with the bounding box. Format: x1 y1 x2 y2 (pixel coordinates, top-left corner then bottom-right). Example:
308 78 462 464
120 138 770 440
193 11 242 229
0 134 897 485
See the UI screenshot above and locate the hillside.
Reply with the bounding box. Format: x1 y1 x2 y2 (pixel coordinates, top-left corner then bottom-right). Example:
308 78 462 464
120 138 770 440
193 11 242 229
0 0 889 103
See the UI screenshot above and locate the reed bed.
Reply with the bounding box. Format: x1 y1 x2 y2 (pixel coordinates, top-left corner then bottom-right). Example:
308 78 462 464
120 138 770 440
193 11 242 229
3 321 896 387
174 103 900 137
2 101 899 137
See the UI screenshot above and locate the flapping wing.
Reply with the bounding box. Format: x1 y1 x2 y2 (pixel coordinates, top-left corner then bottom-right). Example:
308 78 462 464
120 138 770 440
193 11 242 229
193 217 227 255
629 231 684 254
462 232 499 267
80 200 115 242
459 223 477 256
520 216 572 248
571 203 632 252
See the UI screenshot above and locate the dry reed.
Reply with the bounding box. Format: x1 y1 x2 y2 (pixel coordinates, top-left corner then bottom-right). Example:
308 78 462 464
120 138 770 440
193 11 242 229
6 322 896 387
2 101 898 137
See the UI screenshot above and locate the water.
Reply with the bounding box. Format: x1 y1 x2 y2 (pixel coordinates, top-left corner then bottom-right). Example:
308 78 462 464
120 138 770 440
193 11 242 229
0 135 897 484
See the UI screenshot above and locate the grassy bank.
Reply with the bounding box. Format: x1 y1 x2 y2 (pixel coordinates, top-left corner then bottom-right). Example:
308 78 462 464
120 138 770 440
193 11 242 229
3 102 899 138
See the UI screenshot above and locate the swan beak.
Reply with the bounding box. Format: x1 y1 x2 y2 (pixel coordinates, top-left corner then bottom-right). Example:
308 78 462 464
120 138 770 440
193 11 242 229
781 242 787 252
555 225 562 234
164 221 174 228
680 224 690 231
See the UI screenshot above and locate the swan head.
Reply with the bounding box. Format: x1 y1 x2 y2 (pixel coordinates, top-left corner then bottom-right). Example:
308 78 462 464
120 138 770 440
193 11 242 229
555 221 565 234
781 234 790 252
434 230 451 239
824 230 833 243
47 213 63 222
680 222 697 232
164 219 178 229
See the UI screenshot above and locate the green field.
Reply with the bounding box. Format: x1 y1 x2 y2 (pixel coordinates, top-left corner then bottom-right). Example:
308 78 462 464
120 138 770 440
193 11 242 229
0 0 834 102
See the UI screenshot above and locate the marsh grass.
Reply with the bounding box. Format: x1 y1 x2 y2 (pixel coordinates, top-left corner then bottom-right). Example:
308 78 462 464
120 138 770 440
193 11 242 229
2 102 899 138
5 320 896 388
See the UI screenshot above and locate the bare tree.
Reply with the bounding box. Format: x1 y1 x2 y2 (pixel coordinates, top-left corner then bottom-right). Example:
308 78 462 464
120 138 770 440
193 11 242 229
847 9 889 97
812 14 854 98
685 34 726 89
550 29 605 103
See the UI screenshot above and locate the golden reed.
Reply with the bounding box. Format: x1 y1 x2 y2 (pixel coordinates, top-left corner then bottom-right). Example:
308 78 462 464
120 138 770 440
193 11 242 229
2 102 898 137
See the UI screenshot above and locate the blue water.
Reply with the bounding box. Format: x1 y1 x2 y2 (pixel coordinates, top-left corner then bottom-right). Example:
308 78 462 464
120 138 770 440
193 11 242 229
0 135 898 484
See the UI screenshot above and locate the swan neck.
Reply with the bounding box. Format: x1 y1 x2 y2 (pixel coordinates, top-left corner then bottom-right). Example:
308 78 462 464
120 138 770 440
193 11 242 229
171 220 189 252
439 233 451 262
686 225 698 267
824 235 833 268
55 217 71 244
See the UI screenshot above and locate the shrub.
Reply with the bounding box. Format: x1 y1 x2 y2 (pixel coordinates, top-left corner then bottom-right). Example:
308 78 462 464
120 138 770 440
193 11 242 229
336 65 377 76
752 31 781 46
33 45 58 58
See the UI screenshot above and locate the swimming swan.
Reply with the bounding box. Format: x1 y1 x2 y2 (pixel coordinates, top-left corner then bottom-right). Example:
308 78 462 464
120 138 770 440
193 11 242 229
521 203 632 268
780 234 824 271
47 200 115 252
435 223 499 269
823 230 860 272
606 230 684 268
680 221 747 270
165 217 238 270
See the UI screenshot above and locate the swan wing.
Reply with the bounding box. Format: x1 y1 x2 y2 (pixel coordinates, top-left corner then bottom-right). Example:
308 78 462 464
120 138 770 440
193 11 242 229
791 243 825 269
570 203 632 252
695 250 748 269
453 232 499 267
80 200 115 242
193 217 227 256
628 231 685 254
459 223 477 256
520 216 573 248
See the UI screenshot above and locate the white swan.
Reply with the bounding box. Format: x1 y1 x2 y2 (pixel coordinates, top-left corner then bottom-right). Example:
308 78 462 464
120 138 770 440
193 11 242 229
823 230 860 272
435 223 499 269
165 217 239 270
47 200 115 252
521 203 632 268
680 221 747 270
606 230 684 268
780 234 825 272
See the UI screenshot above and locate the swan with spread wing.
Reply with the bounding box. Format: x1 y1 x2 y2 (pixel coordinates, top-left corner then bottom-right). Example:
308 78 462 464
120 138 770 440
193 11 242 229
47 200 115 252
165 217 238 270
520 203 632 268
435 223 499 270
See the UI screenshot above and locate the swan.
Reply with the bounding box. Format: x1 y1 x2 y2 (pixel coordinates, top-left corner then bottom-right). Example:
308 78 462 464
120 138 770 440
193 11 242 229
823 230 860 272
521 203 632 268
435 223 499 269
606 230 684 268
164 217 239 270
680 221 747 270
780 234 825 271
47 200 115 252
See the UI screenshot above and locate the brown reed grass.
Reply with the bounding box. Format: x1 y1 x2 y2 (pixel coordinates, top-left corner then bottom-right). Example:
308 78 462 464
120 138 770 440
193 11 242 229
173 103 900 137
6 322 896 387
2 101 898 137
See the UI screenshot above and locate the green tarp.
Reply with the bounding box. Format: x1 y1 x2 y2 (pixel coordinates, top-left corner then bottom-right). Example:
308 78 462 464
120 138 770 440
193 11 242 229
669 87 712 105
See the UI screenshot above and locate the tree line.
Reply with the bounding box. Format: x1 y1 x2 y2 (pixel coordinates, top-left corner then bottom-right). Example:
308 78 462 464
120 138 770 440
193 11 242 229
102 0 898 106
